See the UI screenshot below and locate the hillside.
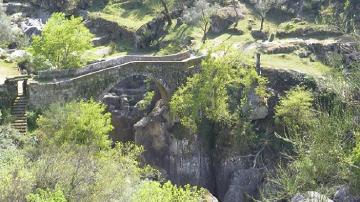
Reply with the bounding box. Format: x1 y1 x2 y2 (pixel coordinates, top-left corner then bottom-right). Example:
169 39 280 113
0 0 359 201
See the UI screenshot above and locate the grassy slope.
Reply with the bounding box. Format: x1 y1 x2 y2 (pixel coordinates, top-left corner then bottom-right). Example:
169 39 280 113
88 2 155 31
0 60 19 84
85 1 333 77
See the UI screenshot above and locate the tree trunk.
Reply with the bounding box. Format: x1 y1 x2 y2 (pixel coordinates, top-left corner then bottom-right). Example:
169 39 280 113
202 21 208 43
160 0 172 26
232 0 239 28
296 0 304 19
260 16 264 31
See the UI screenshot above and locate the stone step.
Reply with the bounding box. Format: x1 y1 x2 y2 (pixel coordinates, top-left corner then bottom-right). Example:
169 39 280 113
11 95 28 134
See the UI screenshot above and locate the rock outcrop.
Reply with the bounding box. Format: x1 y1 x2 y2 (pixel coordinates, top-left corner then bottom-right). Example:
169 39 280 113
291 192 333 202
134 99 214 191
223 169 263 202
210 6 244 34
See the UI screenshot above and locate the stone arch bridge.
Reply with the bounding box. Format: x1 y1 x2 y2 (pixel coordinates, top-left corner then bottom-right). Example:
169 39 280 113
27 52 203 108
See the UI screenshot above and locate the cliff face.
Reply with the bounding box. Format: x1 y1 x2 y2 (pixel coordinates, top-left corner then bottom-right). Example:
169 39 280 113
129 68 310 201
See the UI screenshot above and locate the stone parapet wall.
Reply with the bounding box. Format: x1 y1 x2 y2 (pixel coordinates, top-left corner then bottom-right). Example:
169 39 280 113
36 51 192 80
28 56 203 109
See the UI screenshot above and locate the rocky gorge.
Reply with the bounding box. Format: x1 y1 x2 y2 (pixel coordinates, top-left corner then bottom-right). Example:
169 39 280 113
1 0 360 201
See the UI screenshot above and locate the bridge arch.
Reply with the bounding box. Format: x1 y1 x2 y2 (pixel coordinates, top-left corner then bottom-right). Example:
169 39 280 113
28 56 203 108
99 72 170 102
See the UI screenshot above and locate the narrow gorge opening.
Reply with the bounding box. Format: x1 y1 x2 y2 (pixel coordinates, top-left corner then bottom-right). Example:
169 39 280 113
101 75 162 143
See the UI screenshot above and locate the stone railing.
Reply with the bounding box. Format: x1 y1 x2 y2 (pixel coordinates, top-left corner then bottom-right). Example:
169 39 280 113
35 51 192 80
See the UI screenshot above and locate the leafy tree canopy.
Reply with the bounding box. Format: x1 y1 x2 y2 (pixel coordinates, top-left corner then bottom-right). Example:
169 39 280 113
29 12 93 70
170 52 268 131
36 100 113 149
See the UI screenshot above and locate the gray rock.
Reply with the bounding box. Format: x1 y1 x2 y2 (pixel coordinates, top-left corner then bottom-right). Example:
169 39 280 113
334 185 360 202
223 169 263 202
134 100 214 191
291 191 333 202
243 90 268 120
8 50 28 62
210 6 244 34
251 30 268 40
20 18 43 37
102 93 121 108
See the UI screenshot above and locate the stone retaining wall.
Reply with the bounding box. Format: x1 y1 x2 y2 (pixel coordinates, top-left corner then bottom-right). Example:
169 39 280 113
35 51 192 80
0 80 18 109
28 56 203 109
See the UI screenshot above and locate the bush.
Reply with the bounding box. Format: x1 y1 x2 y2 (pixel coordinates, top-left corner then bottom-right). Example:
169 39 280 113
36 100 113 149
132 181 205 202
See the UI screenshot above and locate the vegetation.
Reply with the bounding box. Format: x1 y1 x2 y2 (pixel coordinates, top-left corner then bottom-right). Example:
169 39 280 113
0 9 15 47
1 0 360 201
29 13 93 70
262 88 360 200
0 101 205 201
183 0 219 43
170 52 268 131
254 0 282 31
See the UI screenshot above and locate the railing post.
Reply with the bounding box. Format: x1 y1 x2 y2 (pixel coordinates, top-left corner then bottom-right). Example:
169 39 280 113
255 52 261 75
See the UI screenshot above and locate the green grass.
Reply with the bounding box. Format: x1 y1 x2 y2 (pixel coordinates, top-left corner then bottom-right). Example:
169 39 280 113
89 2 155 31
261 53 331 76
0 60 19 84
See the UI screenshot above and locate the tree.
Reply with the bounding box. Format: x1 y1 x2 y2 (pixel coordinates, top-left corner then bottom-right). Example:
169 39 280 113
170 52 268 131
0 8 15 47
144 0 175 26
29 12 93 70
255 0 281 31
183 0 219 43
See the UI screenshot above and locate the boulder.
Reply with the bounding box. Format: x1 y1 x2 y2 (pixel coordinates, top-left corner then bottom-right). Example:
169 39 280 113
214 153 254 200
251 30 268 40
20 18 43 37
210 6 244 34
102 93 121 108
8 50 28 62
291 191 333 202
223 169 263 202
243 90 268 120
334 185 360 202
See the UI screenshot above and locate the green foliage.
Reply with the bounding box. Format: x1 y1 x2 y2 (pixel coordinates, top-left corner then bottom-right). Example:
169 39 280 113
0 108 13 125
0 125 35 202
132 181 205 202
0 101 205 201
29 13 93 70
0 9 15 47
275 87 314 136
26 109 42 132
264 90 360 200
136 91 155 111
36 100 113 149
183 0 219 42
170 52 268 131
26 186 67 202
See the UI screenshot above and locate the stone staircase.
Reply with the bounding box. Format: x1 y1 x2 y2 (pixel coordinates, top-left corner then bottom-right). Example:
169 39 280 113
11 94 27 134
